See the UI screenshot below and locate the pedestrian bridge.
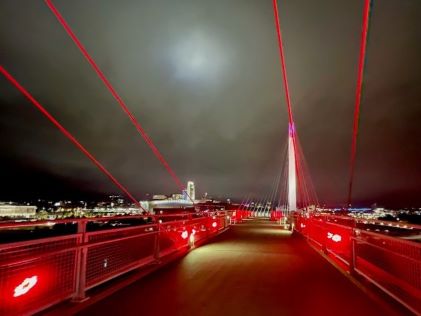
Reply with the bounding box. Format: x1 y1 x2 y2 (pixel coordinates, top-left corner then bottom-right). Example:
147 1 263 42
76 219 398 316
0 213 419 315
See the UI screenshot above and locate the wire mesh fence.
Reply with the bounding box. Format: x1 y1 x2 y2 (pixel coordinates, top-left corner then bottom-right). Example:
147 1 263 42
0 211 231 315
293 213 421 314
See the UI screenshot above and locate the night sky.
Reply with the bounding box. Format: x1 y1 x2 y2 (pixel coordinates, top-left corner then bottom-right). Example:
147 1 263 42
1 0 420 207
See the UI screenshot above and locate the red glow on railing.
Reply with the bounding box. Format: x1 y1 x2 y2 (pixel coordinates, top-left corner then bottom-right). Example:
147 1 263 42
181 230 189 240
0 185 227 313
327 232 342 243
270 210 283 221
13 276 38 298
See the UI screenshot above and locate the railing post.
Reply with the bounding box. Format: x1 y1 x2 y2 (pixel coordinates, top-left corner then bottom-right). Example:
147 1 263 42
154 223 161 263
349 219 357 274
188 221 195 248
207 215 211 238
322 217 328 255
73 220 88 302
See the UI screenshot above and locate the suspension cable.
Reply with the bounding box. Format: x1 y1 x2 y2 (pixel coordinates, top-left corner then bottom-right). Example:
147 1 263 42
348 0 372 206
44 0 194 203
272 0 321 211
272 0 294 124
0 65 146 211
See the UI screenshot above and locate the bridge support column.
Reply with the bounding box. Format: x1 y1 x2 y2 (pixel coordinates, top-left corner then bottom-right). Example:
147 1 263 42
72 220 88 302
153 224 161 263
349 225 357 275
288 123 297 212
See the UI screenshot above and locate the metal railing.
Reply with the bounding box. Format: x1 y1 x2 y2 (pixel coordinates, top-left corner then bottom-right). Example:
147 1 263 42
293 213 421 315
0 211 230 315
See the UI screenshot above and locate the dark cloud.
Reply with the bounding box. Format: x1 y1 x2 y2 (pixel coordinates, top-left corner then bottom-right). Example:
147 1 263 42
1 0 420 207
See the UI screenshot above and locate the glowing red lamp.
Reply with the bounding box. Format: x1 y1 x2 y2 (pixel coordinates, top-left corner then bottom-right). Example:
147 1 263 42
327 232 342 243
181 230 188 239
13 276 38 297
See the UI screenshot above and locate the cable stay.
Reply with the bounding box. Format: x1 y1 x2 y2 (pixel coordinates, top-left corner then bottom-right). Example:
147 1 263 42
348 0 373 207
0 65 146 211
272 0 318 214
45 0 194 204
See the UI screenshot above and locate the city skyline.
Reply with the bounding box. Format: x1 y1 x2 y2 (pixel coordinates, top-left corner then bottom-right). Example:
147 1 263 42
0 1 420 315
1 0 420 207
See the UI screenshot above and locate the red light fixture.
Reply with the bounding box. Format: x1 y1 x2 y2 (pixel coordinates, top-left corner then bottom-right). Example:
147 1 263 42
13 276 38 297
327 232 342 243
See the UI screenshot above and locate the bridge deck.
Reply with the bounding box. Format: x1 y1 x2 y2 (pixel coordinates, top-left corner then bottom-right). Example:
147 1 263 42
78 219 397 316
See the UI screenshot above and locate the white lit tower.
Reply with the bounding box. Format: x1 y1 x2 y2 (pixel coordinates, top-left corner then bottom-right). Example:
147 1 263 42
187 181 195 201
287 123 297 212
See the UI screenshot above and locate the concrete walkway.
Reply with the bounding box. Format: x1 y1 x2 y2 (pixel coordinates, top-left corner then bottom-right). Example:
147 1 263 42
78 219 399 316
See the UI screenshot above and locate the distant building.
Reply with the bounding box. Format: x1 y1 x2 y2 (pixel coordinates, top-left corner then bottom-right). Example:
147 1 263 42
0 203 37 218
109 195 125 205
187 181 195 201
171 194 184 200
152 195 168 200
140 201 150 211
182 189 189 201
139 181 197 213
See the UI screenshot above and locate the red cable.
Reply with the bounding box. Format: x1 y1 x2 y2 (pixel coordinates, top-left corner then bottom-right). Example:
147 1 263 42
0 65 146 210
273 0 305 210
348 0 371 206
272 0 294 125
44 0 192 202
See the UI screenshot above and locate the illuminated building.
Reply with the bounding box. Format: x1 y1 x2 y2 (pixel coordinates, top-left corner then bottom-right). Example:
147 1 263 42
0 203 37 218
187 181 195 201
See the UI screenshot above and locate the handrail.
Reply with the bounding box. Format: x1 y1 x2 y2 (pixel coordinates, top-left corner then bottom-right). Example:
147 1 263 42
0 211 232 315
293 213 421 314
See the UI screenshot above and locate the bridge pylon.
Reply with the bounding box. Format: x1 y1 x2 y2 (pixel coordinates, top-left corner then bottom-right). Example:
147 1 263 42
287 123 297 212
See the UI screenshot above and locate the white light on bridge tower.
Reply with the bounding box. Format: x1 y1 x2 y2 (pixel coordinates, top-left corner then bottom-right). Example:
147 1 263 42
288 123 297 212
